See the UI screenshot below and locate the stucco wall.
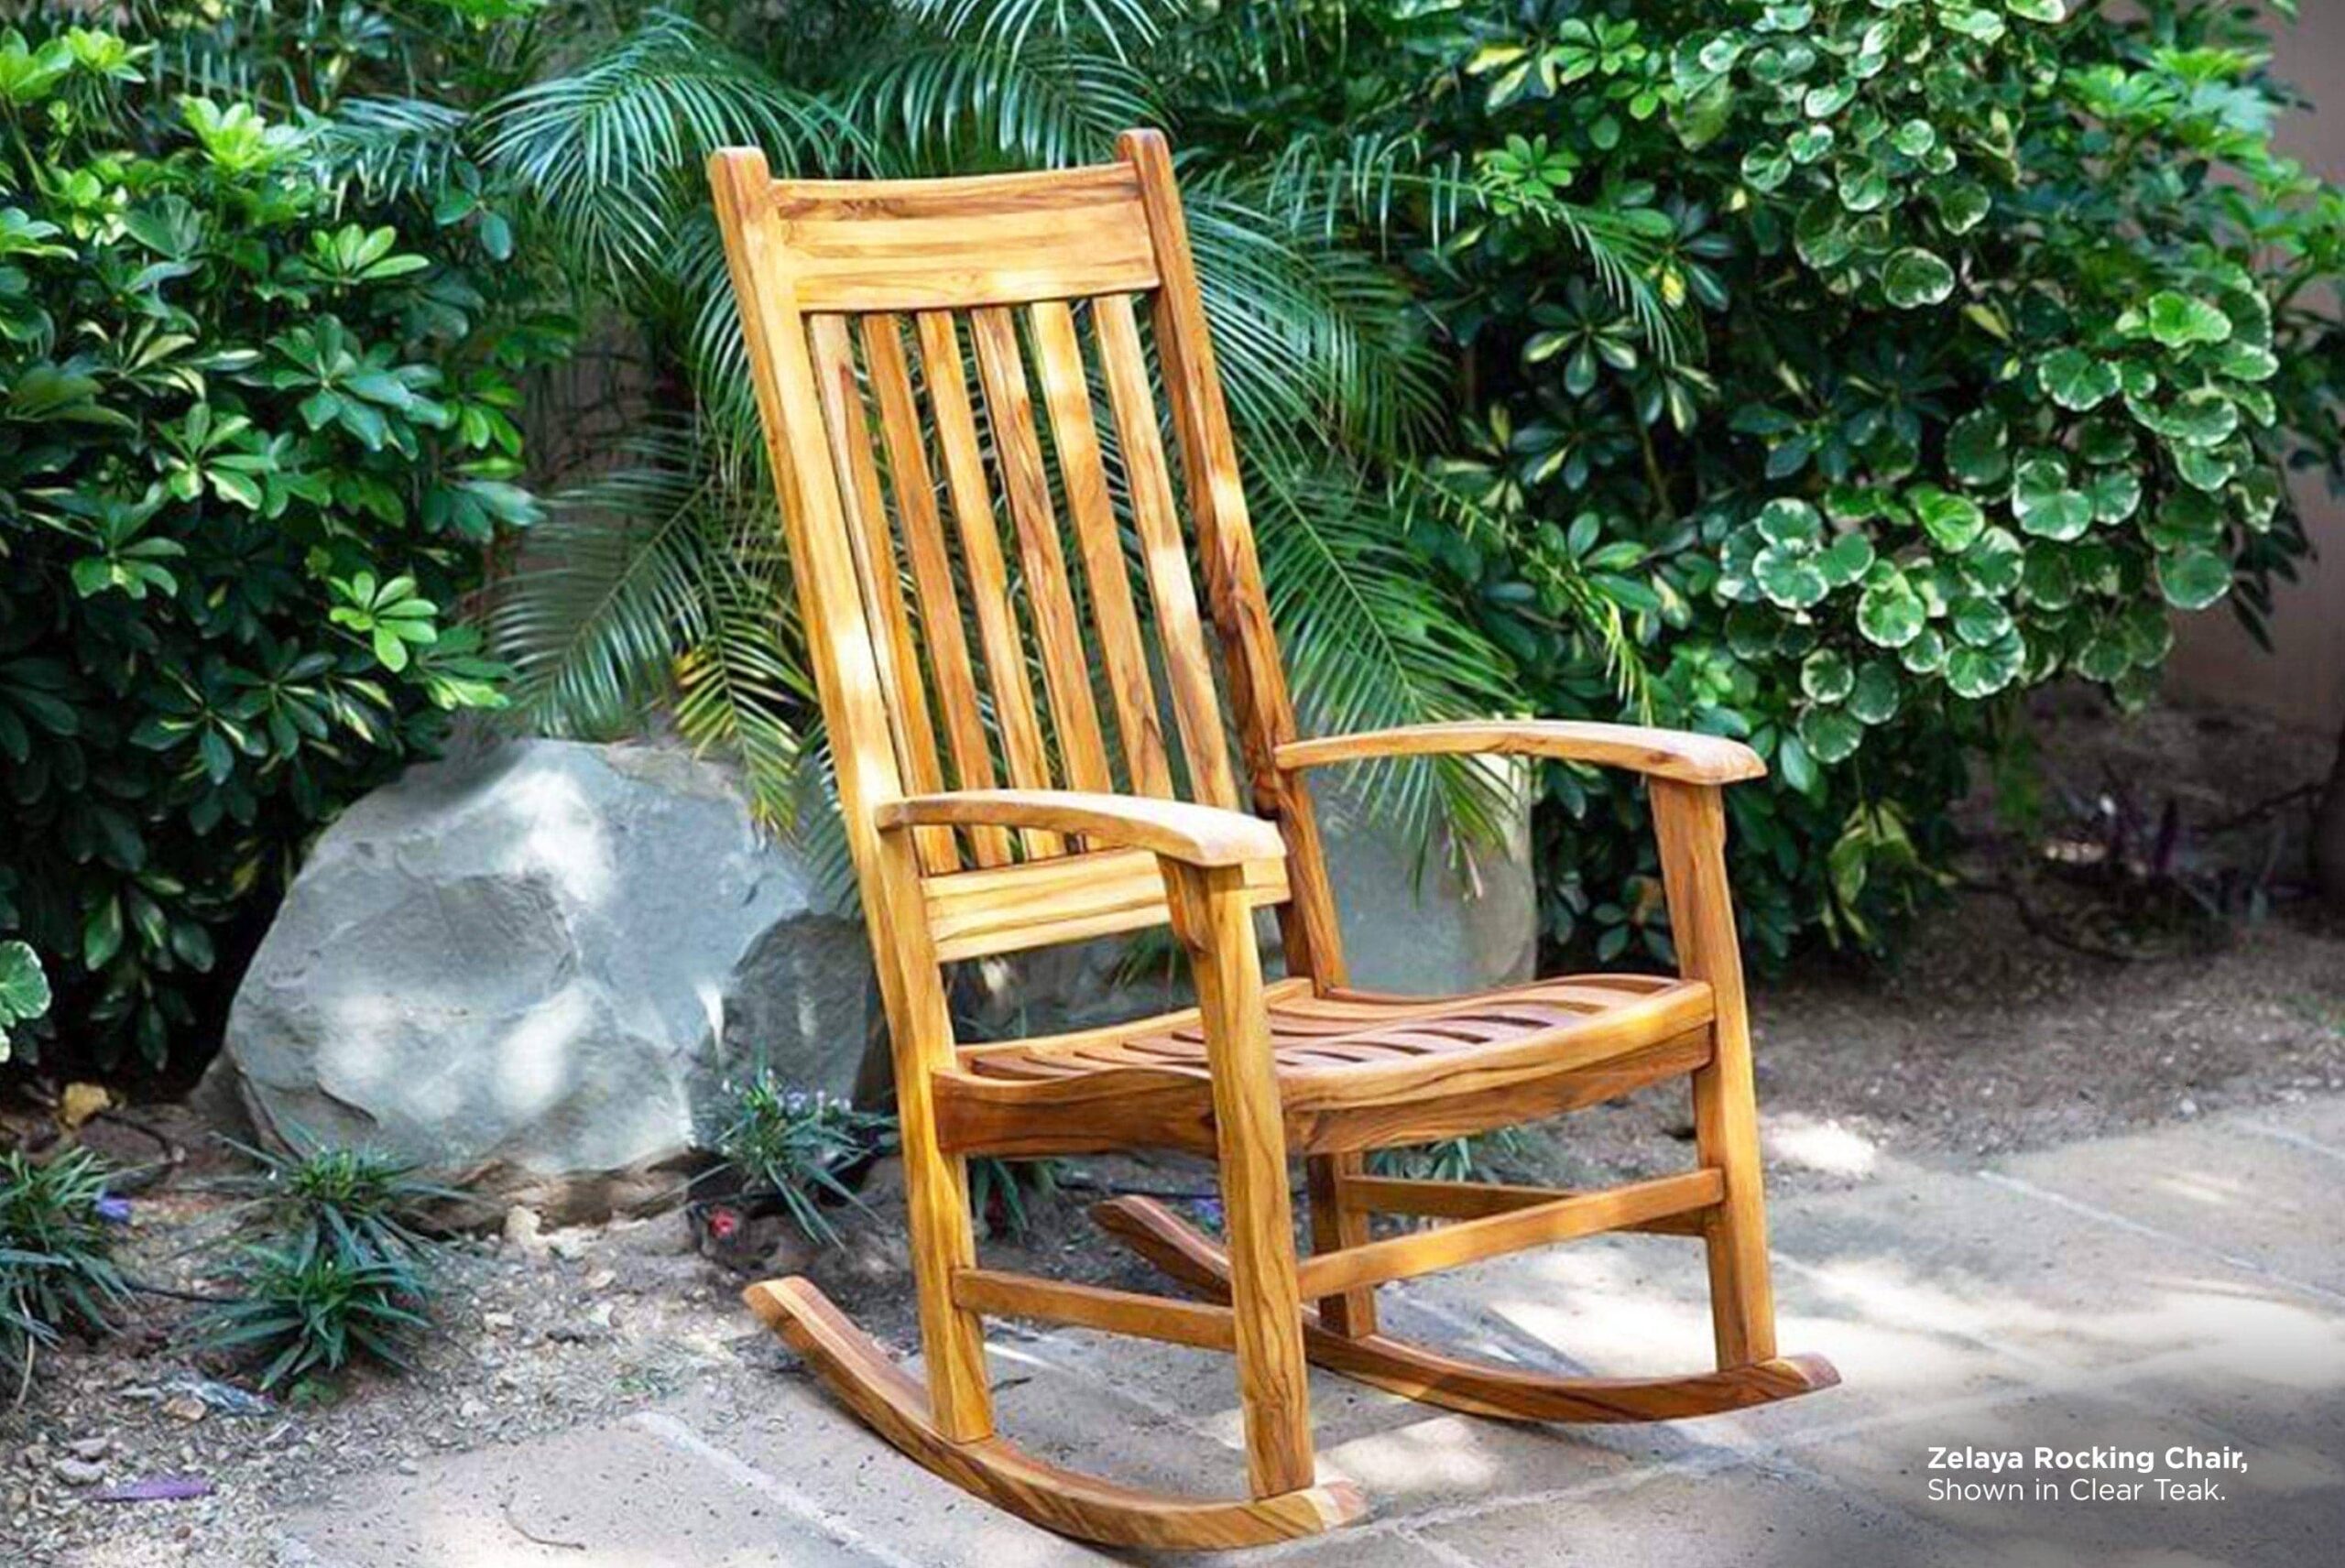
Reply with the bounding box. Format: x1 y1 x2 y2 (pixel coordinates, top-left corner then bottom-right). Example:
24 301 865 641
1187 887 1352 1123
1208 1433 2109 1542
2161 4 2345 737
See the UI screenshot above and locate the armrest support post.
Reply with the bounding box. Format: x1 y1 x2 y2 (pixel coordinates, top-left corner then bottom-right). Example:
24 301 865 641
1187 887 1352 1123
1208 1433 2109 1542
1649 779 1777 1367
1161 860 1314 1496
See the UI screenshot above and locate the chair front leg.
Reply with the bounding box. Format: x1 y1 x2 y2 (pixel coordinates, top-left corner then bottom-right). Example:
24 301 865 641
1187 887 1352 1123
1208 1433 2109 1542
1163 860 1316 1498
1650 779 1779 1368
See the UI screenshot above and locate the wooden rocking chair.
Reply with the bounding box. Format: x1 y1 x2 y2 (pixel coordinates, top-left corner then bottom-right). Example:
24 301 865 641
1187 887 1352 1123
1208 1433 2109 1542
707 131 1837 1552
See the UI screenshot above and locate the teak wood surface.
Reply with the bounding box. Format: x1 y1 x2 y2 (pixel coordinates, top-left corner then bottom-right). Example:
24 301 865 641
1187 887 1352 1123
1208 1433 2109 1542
708 129 1836 1551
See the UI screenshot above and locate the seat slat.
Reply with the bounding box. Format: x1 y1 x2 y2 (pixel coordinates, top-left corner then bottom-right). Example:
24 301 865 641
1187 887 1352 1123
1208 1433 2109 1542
969 307 1115 802
1031 299 1173 799
1093 294 1238 810
861 313 1012 868
809 314 956 873
913 310 1063 859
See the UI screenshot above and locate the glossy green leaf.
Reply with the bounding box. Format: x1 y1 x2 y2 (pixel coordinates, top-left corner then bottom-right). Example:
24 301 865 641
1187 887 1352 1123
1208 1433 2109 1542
1881 247 1957 309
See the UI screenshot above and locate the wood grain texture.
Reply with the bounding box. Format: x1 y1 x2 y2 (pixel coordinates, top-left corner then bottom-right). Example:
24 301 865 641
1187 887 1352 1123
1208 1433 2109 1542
1290 1171 1722 1298
1093 1198 1839 1423
708 149 992 1442
922 847 1289 963
1119 127 1349 986
808 313 956 873
767 164 1160 310
745 1279 1366 1548
1276 721 1767 786
969 305 1114 799
1030 299 1172 797
1162 859 1315 1498
913 308 1062 857
951 1268 1236 1350
860 312 1011 866
1652 779 1779 1368
1305 1153 1378 1338
880 789 1284 866
933 1018 1711 1160
1339 1173 1709 1236
1093 292 1238 809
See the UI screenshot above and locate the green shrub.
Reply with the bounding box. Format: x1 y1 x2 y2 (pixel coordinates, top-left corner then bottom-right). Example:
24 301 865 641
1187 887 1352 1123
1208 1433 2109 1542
0 1147 131 1388
0 25 562 1070
221 1138 454 1263
194 1138 453 1388
1207 1 2343 962
194 1237 433 1389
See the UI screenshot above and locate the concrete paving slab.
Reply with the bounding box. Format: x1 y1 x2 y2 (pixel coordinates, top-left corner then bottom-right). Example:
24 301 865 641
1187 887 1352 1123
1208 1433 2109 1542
272 1094 2345 1568
1985 1114 2345 1301
660 1377 1122 1568
1761 1165 2323 1377
1388 1213 2045 1443
1023 1321 1684 1519
2236 1094 2345 1162
278 1418 878 1568
1413 1457 1988 1568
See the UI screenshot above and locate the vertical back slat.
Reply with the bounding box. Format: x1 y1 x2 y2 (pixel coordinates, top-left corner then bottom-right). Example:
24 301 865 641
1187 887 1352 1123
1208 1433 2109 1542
1029 299 1174 799
862 312 1014 868
809 312 958 874
968 306 1115 798
913 309 1063 858
1092 294 1240 810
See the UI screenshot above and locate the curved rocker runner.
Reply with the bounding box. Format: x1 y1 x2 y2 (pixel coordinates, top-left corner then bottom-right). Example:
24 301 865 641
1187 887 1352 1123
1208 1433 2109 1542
706 128 1839 1552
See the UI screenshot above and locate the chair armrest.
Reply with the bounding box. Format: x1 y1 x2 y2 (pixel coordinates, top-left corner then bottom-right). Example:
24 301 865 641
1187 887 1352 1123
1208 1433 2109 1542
876 789 1287 868
1273 721 1764 787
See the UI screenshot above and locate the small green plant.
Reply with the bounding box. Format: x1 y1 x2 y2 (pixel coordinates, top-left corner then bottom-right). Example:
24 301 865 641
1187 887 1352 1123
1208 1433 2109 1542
221 1138 456 1264
1369 1129 1533 1185
967 1157 1066 1241
193 1138 455 1390
0 1148 131 1392
711 1078 893 1247
194 1237 431 1390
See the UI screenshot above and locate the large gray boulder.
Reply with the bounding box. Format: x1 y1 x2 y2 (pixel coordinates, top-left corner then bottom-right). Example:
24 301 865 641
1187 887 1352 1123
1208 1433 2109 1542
218 739 867 1221
1321 764 1538 995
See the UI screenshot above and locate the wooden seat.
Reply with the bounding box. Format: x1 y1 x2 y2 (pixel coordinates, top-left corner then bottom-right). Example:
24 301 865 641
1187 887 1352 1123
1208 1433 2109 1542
706 128 1837 1552
942 974 1716 1157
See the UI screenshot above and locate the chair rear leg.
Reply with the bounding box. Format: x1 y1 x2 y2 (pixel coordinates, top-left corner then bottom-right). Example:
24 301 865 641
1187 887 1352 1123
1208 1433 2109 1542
1170 862 1316 1498
1305 1154 1378 1338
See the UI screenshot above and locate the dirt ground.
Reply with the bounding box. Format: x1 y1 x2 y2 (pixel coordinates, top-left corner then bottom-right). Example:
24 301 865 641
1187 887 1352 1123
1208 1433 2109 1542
7 691 2343 1565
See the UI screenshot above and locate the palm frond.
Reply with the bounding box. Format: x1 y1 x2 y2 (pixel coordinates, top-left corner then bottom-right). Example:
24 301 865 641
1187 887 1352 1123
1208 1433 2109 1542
478 9 865 290
900 0 1187 62
486 429 719 735
1184 185 1445 458
1402 463 1655 719
319 96 470 207
672 554 813 830
1253 132 1476 245
1249 460 1524 847
843 38 1160 172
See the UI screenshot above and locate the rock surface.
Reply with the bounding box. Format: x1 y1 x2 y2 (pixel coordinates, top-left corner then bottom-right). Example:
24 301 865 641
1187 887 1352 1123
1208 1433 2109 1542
1320 762 1538 995
218 739 867 1221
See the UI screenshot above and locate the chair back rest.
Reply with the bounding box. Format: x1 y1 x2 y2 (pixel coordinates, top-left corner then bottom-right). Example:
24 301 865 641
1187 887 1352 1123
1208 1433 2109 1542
707 131 1324 964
